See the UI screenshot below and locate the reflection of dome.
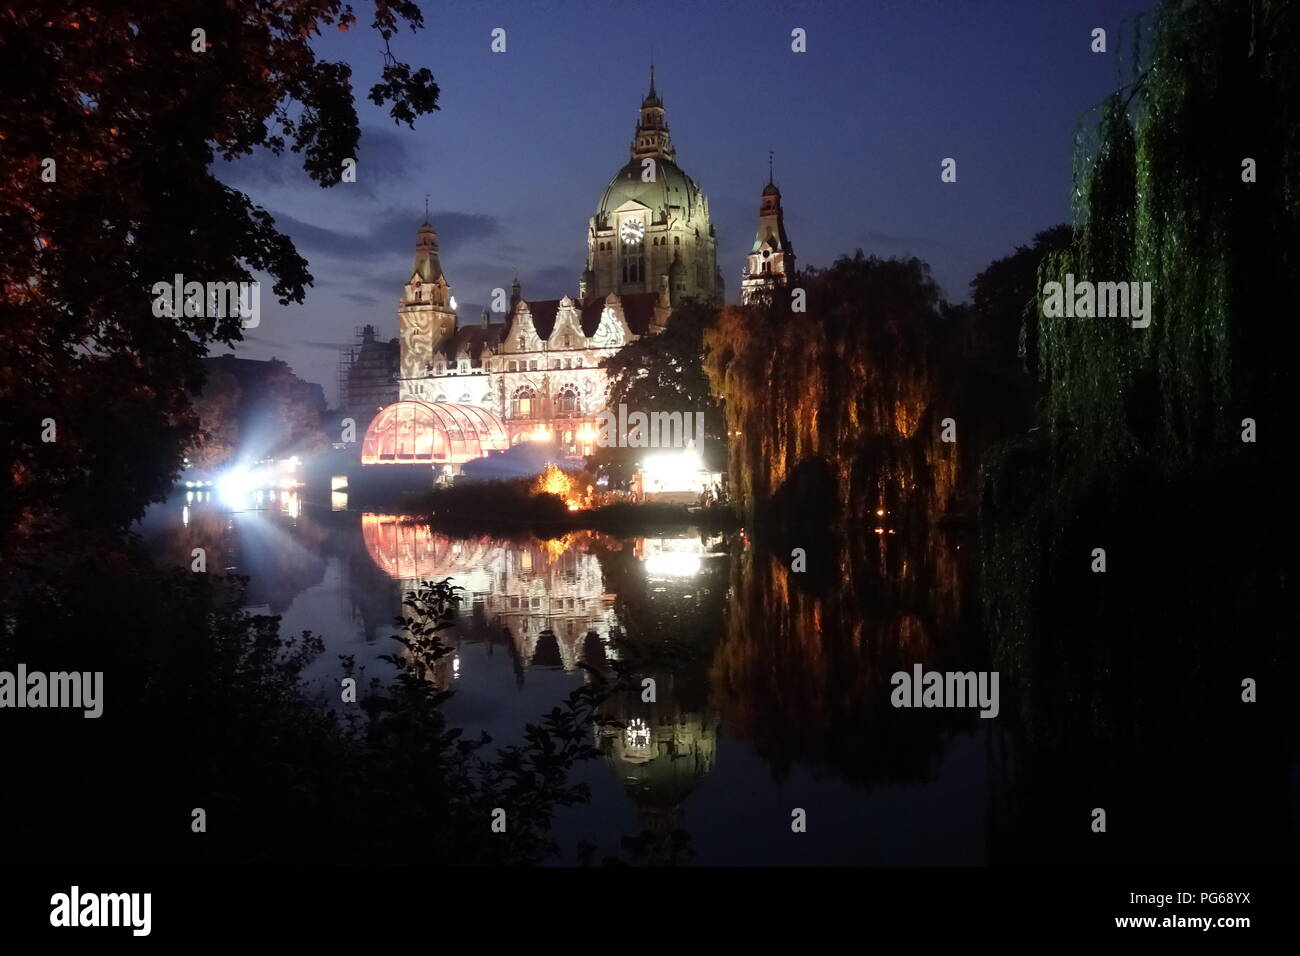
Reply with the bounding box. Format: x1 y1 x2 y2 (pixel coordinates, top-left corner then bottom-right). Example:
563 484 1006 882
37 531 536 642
602 709 717 811
597 159 705 226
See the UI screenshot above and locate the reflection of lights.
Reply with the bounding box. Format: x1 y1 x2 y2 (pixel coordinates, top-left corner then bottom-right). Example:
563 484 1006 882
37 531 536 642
182 506 190 527
284 492 300 519
875 508 885 517
331 491 348 511
625 718 652 751
330 475 348 492
219 463 301 508
644 552 701 578
452 655 461 679
874 527 884 534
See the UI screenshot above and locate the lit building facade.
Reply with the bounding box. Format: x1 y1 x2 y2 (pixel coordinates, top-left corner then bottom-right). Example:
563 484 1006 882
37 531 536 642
362 71 745 468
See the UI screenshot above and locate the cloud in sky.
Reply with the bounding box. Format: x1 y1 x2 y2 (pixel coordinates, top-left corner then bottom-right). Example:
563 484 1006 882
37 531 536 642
271 208 501 263
215 125 423 198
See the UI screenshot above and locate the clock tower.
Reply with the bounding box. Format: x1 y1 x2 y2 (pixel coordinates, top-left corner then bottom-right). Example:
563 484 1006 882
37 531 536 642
587 69 723 305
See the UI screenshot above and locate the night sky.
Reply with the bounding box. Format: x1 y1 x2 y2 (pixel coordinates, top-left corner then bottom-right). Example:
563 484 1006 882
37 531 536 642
218 0 1157 403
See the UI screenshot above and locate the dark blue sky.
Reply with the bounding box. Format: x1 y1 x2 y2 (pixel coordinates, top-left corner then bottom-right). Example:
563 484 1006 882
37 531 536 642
219 0 1156 403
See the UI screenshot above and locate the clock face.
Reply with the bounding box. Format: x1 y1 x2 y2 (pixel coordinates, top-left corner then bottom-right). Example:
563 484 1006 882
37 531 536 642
620 218 644 242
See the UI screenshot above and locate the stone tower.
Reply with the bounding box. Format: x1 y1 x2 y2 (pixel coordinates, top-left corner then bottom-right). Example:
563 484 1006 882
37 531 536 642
397 218 456 397
741 164 796 305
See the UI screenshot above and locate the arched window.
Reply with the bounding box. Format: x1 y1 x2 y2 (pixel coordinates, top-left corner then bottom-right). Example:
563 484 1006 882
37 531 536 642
512 385 536 419
434 394 447 403
621 238 644 284
557 384 579 417
458 393 472 404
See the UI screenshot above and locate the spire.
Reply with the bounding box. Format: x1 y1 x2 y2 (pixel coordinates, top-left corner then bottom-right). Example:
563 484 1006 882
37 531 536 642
643 58 661 107
743 175 795 304
768 150 774 186
632 68 673 161
412 217 443 282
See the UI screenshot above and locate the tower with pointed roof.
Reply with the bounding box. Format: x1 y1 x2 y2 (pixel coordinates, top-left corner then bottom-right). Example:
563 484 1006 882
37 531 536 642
397 218 457 394
741 157 796 305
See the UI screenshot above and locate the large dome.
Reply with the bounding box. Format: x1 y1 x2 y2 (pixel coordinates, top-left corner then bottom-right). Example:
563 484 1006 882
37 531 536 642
597 158 704 225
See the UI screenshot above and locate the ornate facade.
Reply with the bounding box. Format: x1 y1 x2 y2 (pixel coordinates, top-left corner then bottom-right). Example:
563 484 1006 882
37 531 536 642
369 72 790 466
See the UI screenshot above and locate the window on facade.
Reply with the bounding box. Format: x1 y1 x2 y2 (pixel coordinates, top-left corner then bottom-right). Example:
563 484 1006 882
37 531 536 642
460 361 469 372
621 240 644 283
558 384 579 417
458 393 471 403
552 359 561 370
674 236 680 246
575 358 582 367
435 394 447 403
435 362 444 373
512 385 536 419
508 360 517 372
564 335 571 347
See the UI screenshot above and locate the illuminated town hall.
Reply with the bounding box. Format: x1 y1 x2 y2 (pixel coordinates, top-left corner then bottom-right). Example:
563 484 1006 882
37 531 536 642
360 72 792 468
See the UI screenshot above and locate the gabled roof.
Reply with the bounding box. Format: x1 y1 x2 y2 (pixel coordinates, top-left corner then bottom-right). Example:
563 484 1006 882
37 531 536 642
437 323 505 362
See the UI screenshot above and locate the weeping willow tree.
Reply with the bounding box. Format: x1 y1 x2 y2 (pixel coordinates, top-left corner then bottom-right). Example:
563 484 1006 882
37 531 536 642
704 253 959 535
1033 0 1299 482
982 0 1300 764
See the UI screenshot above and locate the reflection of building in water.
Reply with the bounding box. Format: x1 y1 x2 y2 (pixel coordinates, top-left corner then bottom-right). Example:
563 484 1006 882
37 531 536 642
599 688 718 844
633 534 723 579
360 515 618 670
595 530 725 847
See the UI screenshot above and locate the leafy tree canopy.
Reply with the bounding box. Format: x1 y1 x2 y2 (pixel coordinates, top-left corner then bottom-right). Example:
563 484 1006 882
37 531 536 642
0 1 439 557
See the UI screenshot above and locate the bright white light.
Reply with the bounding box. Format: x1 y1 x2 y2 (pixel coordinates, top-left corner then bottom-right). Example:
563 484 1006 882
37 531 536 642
644 552 701 578
625 718 652 751
217 466 256 508
642 449 702 478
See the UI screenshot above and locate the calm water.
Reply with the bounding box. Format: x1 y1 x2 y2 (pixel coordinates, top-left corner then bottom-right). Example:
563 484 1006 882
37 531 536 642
136 486 1300 865
136 486 997 865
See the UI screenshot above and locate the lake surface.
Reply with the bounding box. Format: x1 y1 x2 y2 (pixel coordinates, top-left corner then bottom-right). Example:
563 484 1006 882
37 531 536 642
135 486 1297 866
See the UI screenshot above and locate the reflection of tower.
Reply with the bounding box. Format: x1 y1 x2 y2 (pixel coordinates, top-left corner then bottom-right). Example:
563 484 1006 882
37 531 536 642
598 679 718 848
